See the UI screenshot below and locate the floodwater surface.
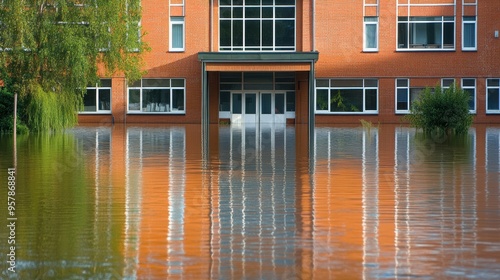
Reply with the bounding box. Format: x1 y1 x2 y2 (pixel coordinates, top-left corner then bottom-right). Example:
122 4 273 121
1 124 499 279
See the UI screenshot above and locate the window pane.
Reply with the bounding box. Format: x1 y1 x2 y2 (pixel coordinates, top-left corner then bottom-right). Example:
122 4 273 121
365 79 378 87
143 79 170 87
365 24 377 49
275 0 295 5
442 78 454 87
262 20 273 46
220 7 231 18
233 94 242 114
331 79 363 87
233 7 243 18
245 20 260 46
262 7 273 18
275 7 295 18
245 7 260 18
220 92 230 111
219 20 231 47
98 89 111 111
172 89 184 111
398 22 408 48
397 79 408 87
128 89 140 111
464 88 475 111
462 79 475 87
143 89 170 112
275 93 285 114
316 89 329 110
244 72 273 83
487 89 500 110
443 22 454 47
262 93 272 114
316 79 329 87
100 79 112 87
83 89 97 112
221 72 242 83
397 88 408 110
245 94 256 114
488 79 500 87
365 89 377 111
233 20 243 47
330 89 363 112
171 79 184 87
275 20 294 47
463 22 475 48
172 23 183 49
286 91 295 112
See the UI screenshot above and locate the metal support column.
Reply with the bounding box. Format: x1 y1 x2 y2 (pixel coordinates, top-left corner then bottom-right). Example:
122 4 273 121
201 62 210 166
308 61 315 172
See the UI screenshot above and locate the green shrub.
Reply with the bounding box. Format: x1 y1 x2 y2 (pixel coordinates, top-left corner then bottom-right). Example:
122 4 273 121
404 84 473 135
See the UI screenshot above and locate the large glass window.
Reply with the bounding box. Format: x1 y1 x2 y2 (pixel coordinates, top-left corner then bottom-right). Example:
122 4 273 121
315 79 378 114
219 0 295 51
398 16 455 50
128 78 185 113
486 79 500 114
462 16 476 51
81 79 112 113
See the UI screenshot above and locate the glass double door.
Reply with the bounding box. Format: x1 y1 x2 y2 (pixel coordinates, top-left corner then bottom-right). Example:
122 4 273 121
231 92 286 124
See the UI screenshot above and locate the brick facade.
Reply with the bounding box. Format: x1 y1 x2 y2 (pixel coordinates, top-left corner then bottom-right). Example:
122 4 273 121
79 0 500 125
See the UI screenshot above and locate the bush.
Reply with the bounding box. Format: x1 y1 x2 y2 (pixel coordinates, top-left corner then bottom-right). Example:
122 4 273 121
404 84 473 135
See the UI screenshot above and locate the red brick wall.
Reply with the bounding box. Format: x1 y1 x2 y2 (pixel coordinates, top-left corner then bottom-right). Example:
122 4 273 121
79 0 500 125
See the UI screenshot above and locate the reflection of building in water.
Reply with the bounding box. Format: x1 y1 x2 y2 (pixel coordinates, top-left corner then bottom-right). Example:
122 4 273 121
393 128 478 278
210 124 300 279
75 124 492 278
122 127 188 279
312 128 381 279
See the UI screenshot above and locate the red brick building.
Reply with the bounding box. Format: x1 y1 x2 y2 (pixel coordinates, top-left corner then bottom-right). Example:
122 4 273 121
79 0 500 125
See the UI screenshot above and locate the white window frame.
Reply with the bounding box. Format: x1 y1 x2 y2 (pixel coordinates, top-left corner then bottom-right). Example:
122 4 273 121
315 79 379 114
397 16 456 51
363 16 379 52
441 78 455 89
462 16 477 51
462 78 476 114
169 17 185 52
218 0 296 52
486 79 500 114
127 78 186 114
395 78 410 114
80 80 112 114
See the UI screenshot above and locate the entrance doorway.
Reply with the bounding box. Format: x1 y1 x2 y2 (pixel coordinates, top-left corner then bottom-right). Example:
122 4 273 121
230 92 286 124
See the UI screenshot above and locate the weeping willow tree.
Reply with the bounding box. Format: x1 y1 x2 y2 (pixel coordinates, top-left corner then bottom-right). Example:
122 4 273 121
0 0 147 131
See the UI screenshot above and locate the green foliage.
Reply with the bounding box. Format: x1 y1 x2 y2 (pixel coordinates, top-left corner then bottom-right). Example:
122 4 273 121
404 84 473 135
0 0 148 131
0 87 29 134
23 84 80 131
331 90 360 112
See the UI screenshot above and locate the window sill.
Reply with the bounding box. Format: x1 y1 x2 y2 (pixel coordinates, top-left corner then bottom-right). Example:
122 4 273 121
127 112 186 115
79 112 112 115
315 112 379 115
396 48 456 52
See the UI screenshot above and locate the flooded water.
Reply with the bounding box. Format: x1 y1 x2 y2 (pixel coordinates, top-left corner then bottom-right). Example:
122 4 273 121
1 124 500 279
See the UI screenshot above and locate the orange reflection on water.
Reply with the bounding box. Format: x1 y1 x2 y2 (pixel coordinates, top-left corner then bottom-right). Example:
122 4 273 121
79 124 500 279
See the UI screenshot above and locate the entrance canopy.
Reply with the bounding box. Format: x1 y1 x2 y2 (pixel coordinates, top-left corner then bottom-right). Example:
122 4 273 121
198 52 319 72
198 52 319 158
